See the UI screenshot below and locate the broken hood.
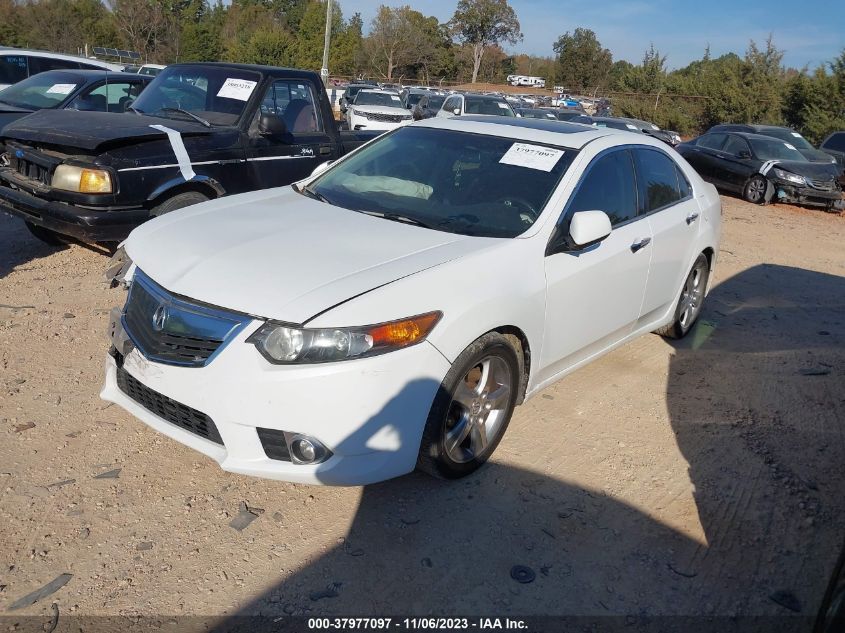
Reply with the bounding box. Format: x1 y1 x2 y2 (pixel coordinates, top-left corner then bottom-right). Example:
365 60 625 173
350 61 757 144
124 187 498 324
1 110 212 152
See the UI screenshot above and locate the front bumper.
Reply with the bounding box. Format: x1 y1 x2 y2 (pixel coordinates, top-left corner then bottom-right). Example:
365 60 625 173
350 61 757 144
0 175 147 242
773 181 844 209
100 321 451 486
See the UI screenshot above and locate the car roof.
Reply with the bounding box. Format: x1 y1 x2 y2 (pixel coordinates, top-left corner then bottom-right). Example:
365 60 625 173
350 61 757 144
164 62 318 78
0 47 123 70
462 94 507 101
415 116 617 149
33 69 151 80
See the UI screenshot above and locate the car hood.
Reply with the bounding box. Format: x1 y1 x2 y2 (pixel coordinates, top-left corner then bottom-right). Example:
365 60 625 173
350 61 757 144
350 105 408 115
800 147 839 164
1 109 212 152
772 160 840 180
125 187 496 324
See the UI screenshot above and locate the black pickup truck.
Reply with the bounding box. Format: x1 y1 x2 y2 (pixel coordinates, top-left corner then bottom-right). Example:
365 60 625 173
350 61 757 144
0 62 378 244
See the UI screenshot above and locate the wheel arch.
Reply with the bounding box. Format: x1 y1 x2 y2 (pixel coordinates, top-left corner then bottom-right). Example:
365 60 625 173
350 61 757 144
145 176 225 209
487 325 531 405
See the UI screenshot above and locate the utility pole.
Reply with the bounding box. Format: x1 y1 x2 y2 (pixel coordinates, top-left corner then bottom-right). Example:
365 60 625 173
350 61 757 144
320 0 333 85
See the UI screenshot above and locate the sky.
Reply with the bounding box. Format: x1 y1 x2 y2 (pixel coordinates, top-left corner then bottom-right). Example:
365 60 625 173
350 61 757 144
346 0 845 70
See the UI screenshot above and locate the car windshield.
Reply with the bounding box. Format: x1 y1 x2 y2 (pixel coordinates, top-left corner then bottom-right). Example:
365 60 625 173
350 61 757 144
130 66 261 126
427 95 445 109
355 91 402 107
307 126 576 238
464 97 514 116
0 71 83 110
749 137 808 162
759 128 814 151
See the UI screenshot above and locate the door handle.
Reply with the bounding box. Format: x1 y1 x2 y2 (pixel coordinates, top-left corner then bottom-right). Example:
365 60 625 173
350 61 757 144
630 237 651 253
686 212 700 224
319 146 332 155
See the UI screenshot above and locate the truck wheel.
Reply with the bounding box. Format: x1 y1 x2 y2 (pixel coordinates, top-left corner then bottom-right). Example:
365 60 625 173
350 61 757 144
417 332 520 479
151 191 209 217
25 222 67 246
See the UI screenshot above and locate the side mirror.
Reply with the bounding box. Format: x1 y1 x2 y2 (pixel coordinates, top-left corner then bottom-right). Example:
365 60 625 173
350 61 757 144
453 108 461 116
122 99 134 112
737 150 751 159
569 210 612 247
259 114 287 137
309 160 333 178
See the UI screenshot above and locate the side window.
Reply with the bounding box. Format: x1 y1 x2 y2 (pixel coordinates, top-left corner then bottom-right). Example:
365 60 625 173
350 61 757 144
723 135 749 156
676 165 692 199
568 150 638 226
72 82 136 112
0 55 29 84
259 80 322 134
443 96 459 112
29 57 80 73
822 132 845 152
697 133 727 150
634 149 683 213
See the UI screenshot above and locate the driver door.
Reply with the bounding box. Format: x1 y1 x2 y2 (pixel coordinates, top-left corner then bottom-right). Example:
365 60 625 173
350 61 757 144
245 79 339 189
539 149 653 383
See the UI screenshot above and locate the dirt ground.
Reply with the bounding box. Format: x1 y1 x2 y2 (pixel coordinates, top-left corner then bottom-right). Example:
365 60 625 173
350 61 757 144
1 196 843 629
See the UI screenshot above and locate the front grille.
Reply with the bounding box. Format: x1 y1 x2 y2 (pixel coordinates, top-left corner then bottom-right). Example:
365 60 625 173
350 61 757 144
808 179 834 191
122 271 250 368
365 112 409 123
116 365 223 445
11 156 50 185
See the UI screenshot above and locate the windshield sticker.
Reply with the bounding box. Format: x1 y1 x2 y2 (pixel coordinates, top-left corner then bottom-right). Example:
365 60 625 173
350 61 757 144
216 78 257 101
784 143 797 151
391 95 400 102
499 143 565 172
497 102 509 109
625 123 638 130
46 83 76 95
791 132 802 138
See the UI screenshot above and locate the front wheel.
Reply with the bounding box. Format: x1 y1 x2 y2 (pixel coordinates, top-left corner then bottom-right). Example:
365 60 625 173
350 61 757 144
743 174 768 204
417 332 520 479
656 253 710 339
151 191 209 217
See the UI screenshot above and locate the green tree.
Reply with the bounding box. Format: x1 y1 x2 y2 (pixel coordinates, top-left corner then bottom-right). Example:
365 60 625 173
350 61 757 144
553 28 611 92
449 0 521 84
229 27 295 66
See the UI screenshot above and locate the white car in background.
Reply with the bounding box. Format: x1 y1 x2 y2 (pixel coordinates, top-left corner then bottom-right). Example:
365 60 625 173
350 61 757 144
0 47 123 91
437 93 516 118
102 116 721 486
345 89 412 131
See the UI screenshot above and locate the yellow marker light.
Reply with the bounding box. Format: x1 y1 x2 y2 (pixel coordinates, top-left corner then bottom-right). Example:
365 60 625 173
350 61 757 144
369 312 441 348
79 169 112 193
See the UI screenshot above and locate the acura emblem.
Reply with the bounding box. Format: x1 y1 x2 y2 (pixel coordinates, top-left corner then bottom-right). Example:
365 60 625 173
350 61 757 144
151 305 168 332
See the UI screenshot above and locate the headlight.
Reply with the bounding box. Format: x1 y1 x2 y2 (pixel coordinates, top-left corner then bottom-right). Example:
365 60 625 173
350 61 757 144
772 168 806 185
52 164 113 193
248 311 441 364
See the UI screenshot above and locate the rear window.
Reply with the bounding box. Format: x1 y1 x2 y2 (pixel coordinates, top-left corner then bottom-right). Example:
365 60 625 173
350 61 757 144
822 132 845 152
0 55 29 85
29 57 81 74
464 97 514 116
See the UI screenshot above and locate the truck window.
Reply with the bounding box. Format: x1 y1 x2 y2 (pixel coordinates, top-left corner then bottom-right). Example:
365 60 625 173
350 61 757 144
0 55 29 85
259 80 322 134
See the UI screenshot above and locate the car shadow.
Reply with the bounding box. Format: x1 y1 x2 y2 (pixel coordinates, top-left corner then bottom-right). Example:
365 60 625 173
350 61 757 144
0 211 114 279
207 264 842 631
0 210 66 279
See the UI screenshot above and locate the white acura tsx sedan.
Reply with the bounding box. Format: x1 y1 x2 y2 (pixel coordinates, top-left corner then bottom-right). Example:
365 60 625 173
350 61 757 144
101 116 721 485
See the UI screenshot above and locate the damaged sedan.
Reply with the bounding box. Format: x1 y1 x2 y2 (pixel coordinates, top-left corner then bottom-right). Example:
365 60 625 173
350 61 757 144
677 131 844 210
102 117 721 486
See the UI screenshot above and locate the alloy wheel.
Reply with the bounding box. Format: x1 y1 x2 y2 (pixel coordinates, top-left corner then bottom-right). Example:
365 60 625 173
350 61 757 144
678 259 707 329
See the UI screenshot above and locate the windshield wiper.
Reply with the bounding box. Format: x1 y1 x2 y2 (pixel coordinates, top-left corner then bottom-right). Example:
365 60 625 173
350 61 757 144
158 107 211 128
296 184 334 205
356 210 436 229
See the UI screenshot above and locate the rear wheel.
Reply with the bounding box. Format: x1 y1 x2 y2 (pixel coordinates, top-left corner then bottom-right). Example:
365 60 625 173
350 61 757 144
656 253 710 339
743 174 768 204
417 332 520 479
25 222 67 246
151 191 209 217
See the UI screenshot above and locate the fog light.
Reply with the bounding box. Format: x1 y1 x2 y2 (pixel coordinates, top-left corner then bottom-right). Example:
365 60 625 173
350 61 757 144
289 434 331 465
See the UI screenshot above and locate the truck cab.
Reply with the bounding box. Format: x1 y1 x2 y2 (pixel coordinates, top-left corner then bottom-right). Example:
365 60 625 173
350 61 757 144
0 62 378 245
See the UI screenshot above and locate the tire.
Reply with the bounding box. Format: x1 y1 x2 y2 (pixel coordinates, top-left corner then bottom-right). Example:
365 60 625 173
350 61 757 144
656 252 710 339
151 191 209 217
743 174 768 204
25 221 66 246
417 332 521 479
